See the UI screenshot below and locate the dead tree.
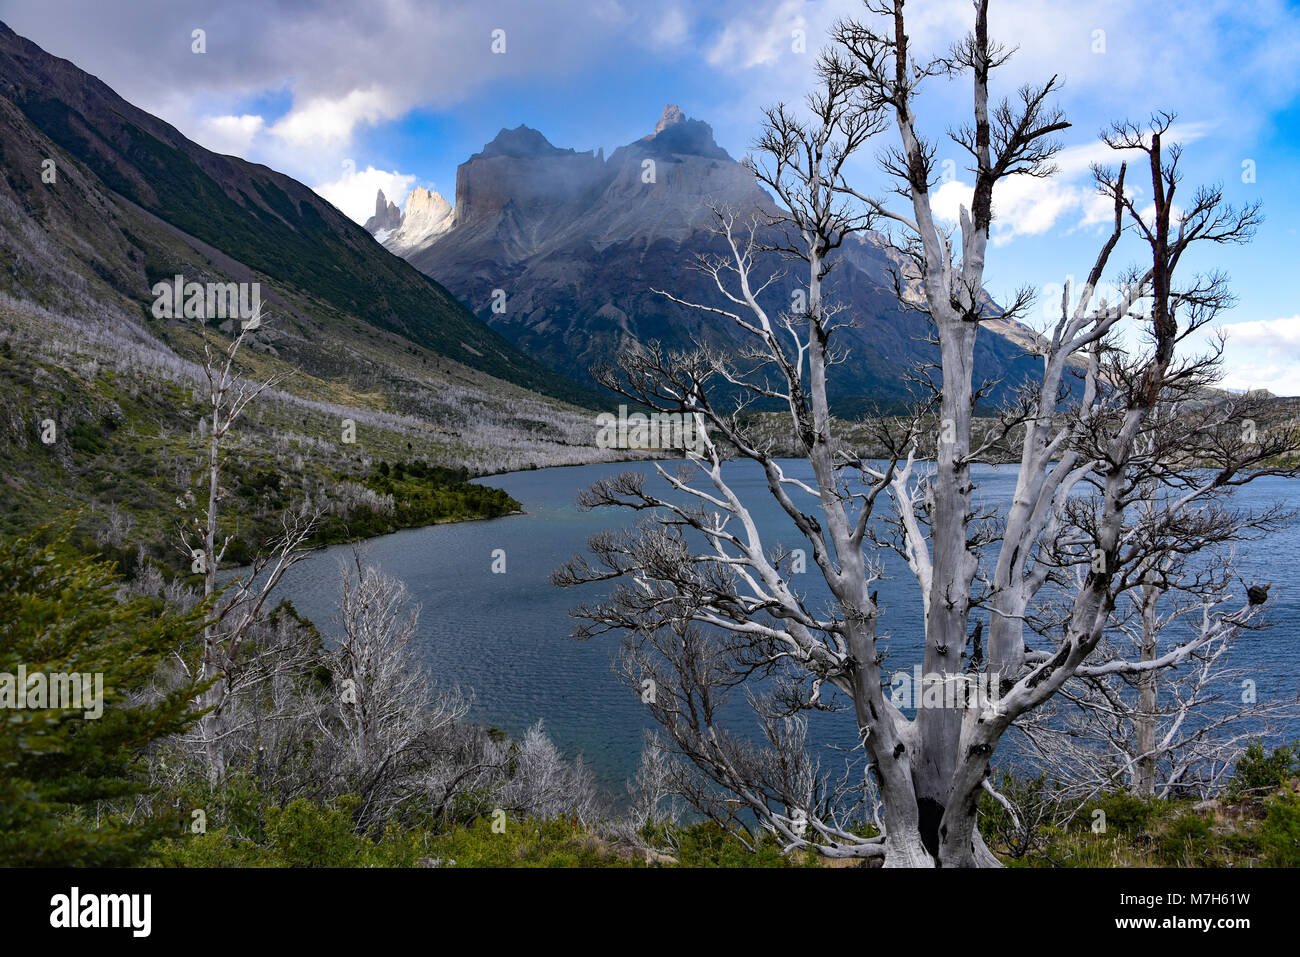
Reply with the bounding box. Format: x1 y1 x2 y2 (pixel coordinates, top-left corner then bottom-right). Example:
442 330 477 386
1016 506 1297 804
178 309 321 785
324 549 471 825
555 0 1295 866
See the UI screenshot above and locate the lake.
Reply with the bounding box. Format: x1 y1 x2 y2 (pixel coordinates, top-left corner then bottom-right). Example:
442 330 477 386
268 459 1300 798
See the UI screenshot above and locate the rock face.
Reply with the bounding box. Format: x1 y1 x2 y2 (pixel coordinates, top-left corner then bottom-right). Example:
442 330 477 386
389 105 1051 412
384 187 454 254
653 103 685 134
363 189 403 238
363 187 453 250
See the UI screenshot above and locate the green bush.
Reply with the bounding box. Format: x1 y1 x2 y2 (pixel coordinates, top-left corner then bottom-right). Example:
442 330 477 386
1260 787 1300 867
151 795 426 868
1079 790 1160 835
1157 812 1213 862
1229 741 1299 799
0 517 208 865
672 820 815 868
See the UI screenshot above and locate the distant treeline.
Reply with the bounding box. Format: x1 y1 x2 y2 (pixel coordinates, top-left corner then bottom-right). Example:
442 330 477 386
308 459 521 547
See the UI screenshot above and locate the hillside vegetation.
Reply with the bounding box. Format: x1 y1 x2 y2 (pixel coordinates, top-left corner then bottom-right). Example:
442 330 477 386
0 296 645 576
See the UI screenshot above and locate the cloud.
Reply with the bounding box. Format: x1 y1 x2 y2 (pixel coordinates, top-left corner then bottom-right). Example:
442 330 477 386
0 0 670 197
268 88 398 150
313 166 419 226
706 0 807 69
932 176 1089 245
1225 315 1300 351
651 7 691 48
930 122 1210 244
1216 315 1300 395
194 114 264 156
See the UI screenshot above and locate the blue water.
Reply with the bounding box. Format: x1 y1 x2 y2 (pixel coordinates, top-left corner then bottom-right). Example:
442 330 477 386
269 460 1300 797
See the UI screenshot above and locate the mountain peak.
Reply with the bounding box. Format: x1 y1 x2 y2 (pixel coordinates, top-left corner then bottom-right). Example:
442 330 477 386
405 186 449 211
364 188 402 235
381 186 453 253
639 108 730 161
477 125 572 160
655 104 686 134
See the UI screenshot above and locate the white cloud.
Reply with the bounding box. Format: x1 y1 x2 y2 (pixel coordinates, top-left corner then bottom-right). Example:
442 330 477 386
707 0 807 69
933 176 1090 245
268 88 398 151
194 114 264 156
930 122 1210 244
1217 315 1300 395
651 7 690 48
314 166 419 225
1225 315 1300 350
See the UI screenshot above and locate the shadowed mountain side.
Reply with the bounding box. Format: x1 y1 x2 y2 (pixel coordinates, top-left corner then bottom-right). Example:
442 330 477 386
389 106 1054 415
0 20 599 408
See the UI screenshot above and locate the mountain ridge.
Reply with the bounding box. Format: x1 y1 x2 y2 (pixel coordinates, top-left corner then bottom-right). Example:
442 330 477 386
369 104 1052 413
0 19 598 408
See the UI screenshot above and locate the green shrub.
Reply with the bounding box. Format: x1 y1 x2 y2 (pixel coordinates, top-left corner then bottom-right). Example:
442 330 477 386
0 517 208 865
1080 790 1160 835
1157 812 1213 863
1260 787 1300 867
672 820 814 868
421 815 635 868
1229 741 1299 799
151 795 426 867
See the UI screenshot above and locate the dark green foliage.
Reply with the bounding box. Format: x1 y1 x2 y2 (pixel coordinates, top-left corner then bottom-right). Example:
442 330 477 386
1157 811 1213 860
1229 740 1299 799
151 794 426 868
1260 787 1300 866
669 820 815 868
152 799 818 868
1080 790 1161 835
309 460 521 545
977 771 1052 859
0 517 208 865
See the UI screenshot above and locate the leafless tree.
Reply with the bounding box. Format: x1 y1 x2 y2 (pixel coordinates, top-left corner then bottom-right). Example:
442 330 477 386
324 549 471 825
493 721 601 826
556 0 1297 866
1017 541 1298 804
176 308 322 784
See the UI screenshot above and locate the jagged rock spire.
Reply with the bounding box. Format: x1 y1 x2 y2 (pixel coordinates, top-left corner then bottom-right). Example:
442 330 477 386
654 104 685 134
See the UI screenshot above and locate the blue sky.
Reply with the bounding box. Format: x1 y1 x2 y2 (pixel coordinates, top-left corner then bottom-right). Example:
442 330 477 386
6 0 1299 393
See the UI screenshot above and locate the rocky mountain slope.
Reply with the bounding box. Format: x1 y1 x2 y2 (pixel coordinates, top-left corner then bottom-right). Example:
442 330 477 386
0 20 595 408
373 105 1051 414
0 20 644 567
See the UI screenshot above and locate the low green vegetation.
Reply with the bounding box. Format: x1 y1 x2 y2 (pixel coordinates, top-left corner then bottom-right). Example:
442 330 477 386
308 460 520 546
0 521 207 866
0 344 520 577
133 753 1300 868
147 790 814 869
978 747 1300 868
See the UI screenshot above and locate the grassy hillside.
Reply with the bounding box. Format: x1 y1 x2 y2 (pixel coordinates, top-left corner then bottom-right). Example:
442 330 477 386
0 296 645 577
